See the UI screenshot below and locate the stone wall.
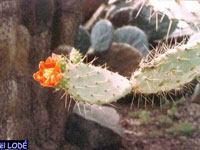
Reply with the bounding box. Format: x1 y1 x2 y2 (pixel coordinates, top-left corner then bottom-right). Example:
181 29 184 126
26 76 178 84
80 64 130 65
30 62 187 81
0 0 81 149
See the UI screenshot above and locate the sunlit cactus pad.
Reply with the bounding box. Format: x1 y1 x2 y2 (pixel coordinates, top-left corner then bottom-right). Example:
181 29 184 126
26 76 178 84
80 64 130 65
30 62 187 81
148 0 200 27
64 63 132 105
131 42 200 94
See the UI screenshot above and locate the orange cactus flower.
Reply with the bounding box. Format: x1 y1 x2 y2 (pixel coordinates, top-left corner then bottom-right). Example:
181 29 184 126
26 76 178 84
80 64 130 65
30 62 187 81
33 53 63 87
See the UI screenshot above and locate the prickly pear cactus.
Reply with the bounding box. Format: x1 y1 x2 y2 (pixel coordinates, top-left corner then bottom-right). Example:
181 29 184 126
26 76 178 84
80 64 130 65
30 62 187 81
91 20 114 52
74 25 91 55
64 62 132 105
129 1 177 41
63 49 131 105
131 41 200 95
113 26 149 56
188 32 200 44
34 48 132 105
148 0 200 29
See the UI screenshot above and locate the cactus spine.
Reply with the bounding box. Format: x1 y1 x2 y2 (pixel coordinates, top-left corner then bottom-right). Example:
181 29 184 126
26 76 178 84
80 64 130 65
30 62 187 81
33 0 200 106
57 49 132 105
130 41 200 95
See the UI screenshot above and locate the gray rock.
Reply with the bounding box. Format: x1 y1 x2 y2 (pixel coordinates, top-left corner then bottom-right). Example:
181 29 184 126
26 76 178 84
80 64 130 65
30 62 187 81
91 19 114 52
113 26 149 56
130 5 177 41
75 25 91 54
65 103 122 150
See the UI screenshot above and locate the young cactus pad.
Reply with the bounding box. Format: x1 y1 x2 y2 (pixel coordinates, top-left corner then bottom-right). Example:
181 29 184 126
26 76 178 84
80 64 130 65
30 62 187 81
131 41 200 95
59 49 132 105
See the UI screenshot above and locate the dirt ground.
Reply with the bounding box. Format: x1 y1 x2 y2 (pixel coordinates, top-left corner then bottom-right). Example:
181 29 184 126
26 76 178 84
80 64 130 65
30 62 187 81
64 96 200 150
118 99 200 150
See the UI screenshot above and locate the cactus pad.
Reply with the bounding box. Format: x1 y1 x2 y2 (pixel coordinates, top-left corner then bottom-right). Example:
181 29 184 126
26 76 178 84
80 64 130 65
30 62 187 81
113 26 149 56
131 41 200 95
148 0 200 29
74 25 91 55
91 20 114 52
64 63 132 105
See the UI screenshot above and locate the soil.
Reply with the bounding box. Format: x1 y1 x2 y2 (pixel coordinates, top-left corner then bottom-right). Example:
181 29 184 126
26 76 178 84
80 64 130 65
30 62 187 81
118 101 200 150
64 97 200 150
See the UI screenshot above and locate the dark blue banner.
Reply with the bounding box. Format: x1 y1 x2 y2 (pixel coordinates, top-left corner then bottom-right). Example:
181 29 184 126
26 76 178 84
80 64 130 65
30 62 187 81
0 140 28 150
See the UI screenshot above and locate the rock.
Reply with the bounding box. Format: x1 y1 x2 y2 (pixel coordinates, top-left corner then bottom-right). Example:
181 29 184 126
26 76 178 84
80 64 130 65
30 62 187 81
0 0 80 149
130 5 177 41
65 103 122 150
113 26 149 56
106 0 135 28
87 42 142 77
91 19 114 52
107 0 134 16
108 7 132 28
74 25 91 54
53 44 72 55
82 0 108 22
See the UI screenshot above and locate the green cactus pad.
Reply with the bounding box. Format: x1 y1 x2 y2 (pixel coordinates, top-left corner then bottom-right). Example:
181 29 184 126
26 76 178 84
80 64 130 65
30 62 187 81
64 63 132 105
131 42 200 94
